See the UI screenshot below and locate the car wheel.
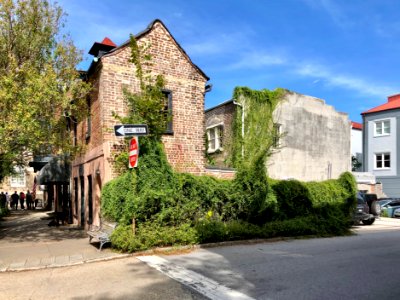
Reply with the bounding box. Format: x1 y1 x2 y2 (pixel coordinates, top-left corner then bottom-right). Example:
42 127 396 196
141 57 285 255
370 201 381 215
362 218 375 225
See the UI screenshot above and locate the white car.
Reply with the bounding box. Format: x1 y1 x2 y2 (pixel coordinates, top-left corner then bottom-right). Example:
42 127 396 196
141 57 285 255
393 208 400 218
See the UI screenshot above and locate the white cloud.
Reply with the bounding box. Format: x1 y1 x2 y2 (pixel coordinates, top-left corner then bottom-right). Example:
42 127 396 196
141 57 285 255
227 52 287 70
302 0 353 28
294 62 396 98
184 28 254 56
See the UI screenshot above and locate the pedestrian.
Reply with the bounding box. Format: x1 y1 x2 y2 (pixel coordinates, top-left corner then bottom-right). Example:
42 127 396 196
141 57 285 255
55 198 64 226
0 192 6 210
26 190 33 210
11 191 19 210
5 192 10 208
19 191 25 210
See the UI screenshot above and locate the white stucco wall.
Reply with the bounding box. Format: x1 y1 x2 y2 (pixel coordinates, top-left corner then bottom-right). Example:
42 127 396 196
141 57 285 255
268 91 351 181
351 128 362 156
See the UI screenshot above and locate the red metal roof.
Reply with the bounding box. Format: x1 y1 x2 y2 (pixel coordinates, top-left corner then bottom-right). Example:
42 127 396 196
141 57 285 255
351 121 362 130
101 37 117 47
362 94 400 115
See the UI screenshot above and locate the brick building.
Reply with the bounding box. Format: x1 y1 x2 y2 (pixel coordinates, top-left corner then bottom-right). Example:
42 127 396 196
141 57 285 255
72 20 209 227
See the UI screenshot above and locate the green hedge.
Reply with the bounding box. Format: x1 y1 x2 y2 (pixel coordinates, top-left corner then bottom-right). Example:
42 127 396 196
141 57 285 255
101 140 357 252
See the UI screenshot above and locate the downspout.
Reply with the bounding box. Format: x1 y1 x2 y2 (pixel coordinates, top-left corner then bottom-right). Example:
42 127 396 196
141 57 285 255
233 100 244 158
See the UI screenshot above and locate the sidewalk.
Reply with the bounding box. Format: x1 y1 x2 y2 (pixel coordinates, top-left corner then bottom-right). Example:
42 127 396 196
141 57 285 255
0 209 125 272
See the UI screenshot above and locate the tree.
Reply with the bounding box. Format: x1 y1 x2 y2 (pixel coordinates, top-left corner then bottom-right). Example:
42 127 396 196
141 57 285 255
0 0 90 180
352 155 362 171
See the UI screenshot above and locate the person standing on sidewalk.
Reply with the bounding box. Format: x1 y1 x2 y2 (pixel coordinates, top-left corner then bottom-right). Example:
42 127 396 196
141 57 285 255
0 192 6 210
26 190 33 210
19 191 25 210
5 192 10 208
11 191 19 210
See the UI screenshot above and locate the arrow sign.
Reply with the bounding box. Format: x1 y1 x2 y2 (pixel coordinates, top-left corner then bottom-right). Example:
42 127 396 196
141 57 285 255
114 124 148 137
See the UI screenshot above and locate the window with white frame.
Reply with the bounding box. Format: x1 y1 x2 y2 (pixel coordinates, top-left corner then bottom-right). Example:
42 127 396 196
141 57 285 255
10 167 26 187
375 120 390 136
375 152 391 169
207 124 223 153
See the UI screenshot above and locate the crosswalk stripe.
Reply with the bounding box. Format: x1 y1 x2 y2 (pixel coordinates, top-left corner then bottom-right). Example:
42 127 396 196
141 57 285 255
138 255 255 300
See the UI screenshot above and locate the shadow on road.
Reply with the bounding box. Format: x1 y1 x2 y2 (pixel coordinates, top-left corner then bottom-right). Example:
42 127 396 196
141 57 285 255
0 209 86 243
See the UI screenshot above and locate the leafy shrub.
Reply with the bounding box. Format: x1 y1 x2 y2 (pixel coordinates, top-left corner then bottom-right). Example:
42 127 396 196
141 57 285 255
0 206 9 219
272 179 313 220
111 222 198 252
102 133 357 252
231 154 277 224
101 171 136 222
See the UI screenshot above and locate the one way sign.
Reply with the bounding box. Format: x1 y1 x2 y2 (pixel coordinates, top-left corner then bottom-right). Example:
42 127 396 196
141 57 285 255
114 124 148 137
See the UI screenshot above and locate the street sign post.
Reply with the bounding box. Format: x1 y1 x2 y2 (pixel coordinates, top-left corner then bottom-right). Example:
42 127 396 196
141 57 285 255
114 124 148 137
129 137 139 168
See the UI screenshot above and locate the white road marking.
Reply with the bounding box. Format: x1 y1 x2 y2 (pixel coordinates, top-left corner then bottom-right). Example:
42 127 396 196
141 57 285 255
138 255 255 300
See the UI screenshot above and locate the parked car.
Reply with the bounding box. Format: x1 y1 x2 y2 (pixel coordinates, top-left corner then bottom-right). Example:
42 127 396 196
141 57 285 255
378 198 400 217
393 208 400 218
353 191 380 225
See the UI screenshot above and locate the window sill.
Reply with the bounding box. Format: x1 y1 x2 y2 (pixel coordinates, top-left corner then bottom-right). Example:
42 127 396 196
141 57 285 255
207 148 223 154
374 134 390 137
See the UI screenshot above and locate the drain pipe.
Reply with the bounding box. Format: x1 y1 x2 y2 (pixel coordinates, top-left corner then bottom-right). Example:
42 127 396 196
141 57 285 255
233 100 244 158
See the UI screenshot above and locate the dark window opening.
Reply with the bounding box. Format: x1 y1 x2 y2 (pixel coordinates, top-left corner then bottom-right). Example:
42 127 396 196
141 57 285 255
87 175 93 225
74 177 78 216
272 123 281 148
80 176 85 227
162 90 173 134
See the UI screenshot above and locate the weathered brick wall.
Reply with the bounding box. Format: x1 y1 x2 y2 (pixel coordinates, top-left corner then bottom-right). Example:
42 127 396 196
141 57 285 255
205 101 235 167
98 21 208 179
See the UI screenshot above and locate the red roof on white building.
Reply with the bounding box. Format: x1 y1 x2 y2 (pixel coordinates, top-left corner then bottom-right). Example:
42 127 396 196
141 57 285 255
362 94 400 115
351 121 362 130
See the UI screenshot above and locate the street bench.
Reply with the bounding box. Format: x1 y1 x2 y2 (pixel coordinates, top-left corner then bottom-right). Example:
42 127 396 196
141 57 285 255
87 220 118 251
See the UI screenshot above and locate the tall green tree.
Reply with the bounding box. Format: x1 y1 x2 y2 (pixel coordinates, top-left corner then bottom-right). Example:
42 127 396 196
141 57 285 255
0 0 90 180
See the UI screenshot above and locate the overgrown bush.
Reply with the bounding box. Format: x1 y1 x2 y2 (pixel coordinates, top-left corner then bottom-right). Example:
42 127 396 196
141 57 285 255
111 222 198 252
272 179 313 220
103 164 357 252
231 154 277 224
0 206 9 219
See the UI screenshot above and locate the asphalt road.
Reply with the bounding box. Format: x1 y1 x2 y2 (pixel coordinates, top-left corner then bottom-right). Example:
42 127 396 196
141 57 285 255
0 257 208 300
2 217 400 300
150 218 400 300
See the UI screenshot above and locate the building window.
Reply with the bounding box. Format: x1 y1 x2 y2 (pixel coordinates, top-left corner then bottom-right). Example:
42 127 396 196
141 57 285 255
162 90 173 134
375 120 390 136
375 153 390 169
10 167 26 187
207 124 223 153
272 123 281 148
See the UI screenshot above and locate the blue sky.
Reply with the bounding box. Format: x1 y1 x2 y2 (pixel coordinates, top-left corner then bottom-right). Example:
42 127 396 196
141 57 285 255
56 0 400 123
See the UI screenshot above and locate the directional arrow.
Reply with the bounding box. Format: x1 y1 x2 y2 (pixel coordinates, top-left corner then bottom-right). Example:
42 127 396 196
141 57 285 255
114 124 148 137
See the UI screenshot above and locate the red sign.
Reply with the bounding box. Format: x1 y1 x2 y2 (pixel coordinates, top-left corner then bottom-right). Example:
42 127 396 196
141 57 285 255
129 136 139 168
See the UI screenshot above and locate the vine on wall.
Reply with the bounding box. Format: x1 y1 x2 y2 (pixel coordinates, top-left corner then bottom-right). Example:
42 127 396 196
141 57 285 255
229 86 286 169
